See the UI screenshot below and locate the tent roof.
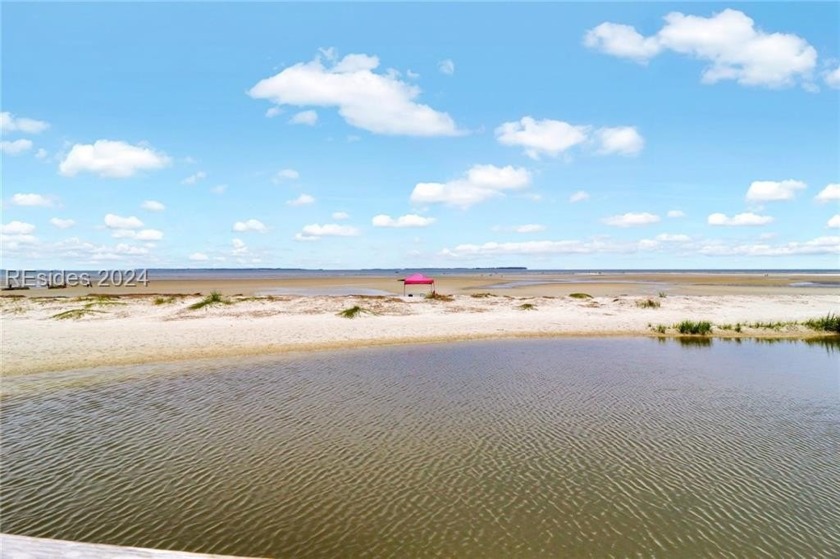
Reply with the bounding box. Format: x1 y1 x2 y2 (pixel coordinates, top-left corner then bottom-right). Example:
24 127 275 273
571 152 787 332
403 273 435 284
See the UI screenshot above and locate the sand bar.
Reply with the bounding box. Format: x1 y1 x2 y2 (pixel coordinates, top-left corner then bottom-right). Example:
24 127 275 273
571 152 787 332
2 273 838 377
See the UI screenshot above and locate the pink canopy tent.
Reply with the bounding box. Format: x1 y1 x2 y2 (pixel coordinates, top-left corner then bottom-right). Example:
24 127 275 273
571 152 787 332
401 273 436 295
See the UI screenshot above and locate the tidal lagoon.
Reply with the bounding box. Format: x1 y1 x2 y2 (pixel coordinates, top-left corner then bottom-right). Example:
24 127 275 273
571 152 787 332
2 338 839 557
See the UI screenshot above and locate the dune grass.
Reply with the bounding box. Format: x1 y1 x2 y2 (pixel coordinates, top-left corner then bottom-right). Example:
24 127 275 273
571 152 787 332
188 291 230 310
804 313 840 334
569 293 592 299
426 292 454 302
636 298 661 309
676 320 713 335
52 308 106 320
154 296 177 305
338 305 370 318
518 303 536 311
470 292 496 298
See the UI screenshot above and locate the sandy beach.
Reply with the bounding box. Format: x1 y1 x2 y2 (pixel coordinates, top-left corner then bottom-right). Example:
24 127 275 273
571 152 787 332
1 273 838 377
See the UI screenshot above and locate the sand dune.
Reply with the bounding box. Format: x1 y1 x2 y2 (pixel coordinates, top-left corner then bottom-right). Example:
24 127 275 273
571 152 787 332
2 289 837 376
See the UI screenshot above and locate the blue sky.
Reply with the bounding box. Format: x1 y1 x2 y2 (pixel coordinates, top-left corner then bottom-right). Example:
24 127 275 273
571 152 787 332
2 2 839 269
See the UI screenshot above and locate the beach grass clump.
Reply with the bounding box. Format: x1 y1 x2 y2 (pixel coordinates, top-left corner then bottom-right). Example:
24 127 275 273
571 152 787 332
52 308 105 320
518 303 536 311
188 290 230 310
636 298 661 309
426 292 454 302
676 320 712 335
470 292 496 298
77 294 124 307
718 323 743 333
154 296 177 305
338 305 370 318
747 320 795 331
569 293 592 299
651 324 668 334
658 291 668 298
803 313 840 334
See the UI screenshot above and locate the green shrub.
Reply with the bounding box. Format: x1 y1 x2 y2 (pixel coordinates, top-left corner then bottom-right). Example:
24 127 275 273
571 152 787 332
676 320 712 335
569 293 592 299
188 291 229 310
636 298 661 309
803 313 840 334
338 305 368 318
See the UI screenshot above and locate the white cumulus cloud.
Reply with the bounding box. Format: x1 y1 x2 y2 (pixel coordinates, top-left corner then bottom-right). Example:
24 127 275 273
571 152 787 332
11 193 52 207
181 171 207 185
290 110 318 125
825 65 840 89
189 252 209 261
248 51 460 136
233 219 268 233
1 221 36 235
707 212 773 226
372 214 436 228
595 126 645 155
655 233 691 242
50 218 76 229
745 179 806 201
0 112 49 134
513 224 546 233
667 209 686 218
828 215 840 229
141 200 166 212
496 117 644 158
602 212 661 227
104 214 143 229
569 191 590 203
295 223 360 241
438 59 455 75
815 183 840 203
60 140 171 178
585 9 818 89
410 164 531 209
584 22 663 63
332 211 349 220
1 139 33 155
495 117 589 159
287 193 315 206
275 168 300 181
133 229 164 241
699 236 839 256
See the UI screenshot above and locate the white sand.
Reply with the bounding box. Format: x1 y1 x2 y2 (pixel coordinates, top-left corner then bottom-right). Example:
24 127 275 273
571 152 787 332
1 293 837 376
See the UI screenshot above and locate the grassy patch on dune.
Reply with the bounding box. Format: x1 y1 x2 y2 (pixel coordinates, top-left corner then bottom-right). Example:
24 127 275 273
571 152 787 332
804 313 840 334
338 305 372 318
518 303 536 311
470 292 496 298
569 293 592 299
636 298 661 309
52 308 106 320
188 291 230 310
676 320 713 335
426 292 454 302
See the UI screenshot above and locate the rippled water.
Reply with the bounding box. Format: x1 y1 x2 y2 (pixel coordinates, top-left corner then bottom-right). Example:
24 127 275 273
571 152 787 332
2 338 839 558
